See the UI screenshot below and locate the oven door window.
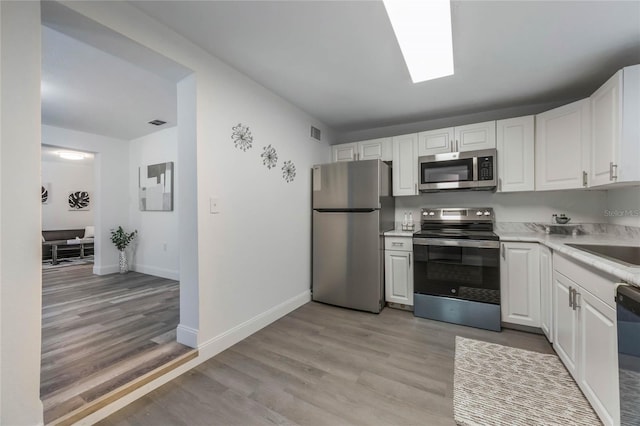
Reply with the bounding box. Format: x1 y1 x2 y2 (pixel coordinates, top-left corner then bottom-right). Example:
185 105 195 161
413 244 500 304
421 158 474 184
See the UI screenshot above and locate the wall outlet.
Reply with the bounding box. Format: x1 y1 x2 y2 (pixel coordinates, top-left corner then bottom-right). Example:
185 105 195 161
210 197 220 214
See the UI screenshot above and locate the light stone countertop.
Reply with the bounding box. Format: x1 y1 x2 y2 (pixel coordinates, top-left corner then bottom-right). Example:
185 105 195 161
383 228 417 237
496 231 640 286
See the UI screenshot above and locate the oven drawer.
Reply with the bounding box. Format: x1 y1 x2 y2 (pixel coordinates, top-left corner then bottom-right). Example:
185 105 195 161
385 237 412 251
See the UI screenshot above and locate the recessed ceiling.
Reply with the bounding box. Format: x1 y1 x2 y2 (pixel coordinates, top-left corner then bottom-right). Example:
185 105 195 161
129 0 640 139
41 25 177 141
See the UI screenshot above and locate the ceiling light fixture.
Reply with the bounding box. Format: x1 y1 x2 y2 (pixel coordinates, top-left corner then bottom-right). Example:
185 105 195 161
58 152 85 160
383 0 454 83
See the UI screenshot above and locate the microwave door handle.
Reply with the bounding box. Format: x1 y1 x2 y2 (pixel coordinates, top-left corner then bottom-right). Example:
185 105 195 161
472 157 478 181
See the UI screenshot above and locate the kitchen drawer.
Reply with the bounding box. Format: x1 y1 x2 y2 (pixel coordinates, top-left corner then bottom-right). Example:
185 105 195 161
553 252 617 309
385 236 413 252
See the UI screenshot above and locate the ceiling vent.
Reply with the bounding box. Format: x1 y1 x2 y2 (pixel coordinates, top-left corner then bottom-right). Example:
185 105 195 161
310 126 321 141
148 119 167 126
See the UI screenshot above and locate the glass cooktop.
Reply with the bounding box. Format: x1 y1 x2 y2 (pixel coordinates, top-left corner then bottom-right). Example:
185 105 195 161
414 229 499 241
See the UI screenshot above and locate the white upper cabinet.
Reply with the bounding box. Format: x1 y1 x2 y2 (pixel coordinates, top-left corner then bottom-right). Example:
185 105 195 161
331 138 392 162
418 121 496 156
332 142 358 162
454 120 497 152
496 115 535 192
360 137 392 161
535 98 591 191
590 64 640 187
417 128 454 156
392 133 419 196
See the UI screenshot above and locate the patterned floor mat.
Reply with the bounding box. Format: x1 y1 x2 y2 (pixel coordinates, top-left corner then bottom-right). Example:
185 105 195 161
454 337 601 426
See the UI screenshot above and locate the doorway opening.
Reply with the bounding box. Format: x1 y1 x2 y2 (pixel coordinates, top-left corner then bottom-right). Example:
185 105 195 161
40 3 199 423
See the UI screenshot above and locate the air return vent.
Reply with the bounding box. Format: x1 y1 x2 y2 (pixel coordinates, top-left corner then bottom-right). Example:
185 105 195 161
148 119 167 126
310 126 321 141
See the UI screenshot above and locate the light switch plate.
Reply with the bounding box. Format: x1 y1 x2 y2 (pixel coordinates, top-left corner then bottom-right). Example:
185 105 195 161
210 198 220 214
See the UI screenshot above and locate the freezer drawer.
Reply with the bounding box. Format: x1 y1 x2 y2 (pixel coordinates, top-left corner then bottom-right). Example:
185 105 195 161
312 210 383 313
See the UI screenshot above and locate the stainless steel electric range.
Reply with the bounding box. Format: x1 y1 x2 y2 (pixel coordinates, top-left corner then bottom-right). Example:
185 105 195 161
413 207 501 331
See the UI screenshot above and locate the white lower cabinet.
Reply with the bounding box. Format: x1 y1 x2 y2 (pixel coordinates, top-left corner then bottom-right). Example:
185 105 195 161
500 242 540 327
579 289 618 426
384 236 413 306
553 254 619 426
553 271 579 377
539 244 553 342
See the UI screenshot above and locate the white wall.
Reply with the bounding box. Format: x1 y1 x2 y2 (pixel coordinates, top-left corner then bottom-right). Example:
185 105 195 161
395 189 609 225
129 127 179 280
0 1 44 424
42 125 129 275
61 0 332 341
0 1 333 422
41 160 94 230
606 186 640 228
42 1 332 422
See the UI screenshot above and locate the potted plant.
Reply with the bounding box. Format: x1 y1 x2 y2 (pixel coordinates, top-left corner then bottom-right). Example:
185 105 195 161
110 226 137 274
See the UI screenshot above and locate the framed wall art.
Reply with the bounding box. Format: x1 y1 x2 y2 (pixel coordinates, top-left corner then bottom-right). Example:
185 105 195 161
68 190 90 211
139 161 174 211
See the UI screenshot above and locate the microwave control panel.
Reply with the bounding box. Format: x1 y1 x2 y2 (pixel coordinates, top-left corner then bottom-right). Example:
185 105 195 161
478 156 494 181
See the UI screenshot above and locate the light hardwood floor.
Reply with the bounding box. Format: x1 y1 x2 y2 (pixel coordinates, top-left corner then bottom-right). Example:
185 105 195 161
41 264 191 424
98 301 553 426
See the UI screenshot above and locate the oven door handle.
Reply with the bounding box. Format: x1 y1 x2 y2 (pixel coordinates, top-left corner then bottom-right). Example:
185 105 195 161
413 238 500 249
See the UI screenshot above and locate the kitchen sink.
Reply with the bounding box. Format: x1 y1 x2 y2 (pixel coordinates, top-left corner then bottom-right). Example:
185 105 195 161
566 244 640 267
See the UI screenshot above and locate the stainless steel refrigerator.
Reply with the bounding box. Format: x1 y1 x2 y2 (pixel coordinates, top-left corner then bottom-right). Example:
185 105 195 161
312 159 395 313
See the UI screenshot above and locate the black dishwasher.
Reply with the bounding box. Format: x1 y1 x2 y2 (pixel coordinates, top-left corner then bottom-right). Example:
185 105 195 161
617 285 640 426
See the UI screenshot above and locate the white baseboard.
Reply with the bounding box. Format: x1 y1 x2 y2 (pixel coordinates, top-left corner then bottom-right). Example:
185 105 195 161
93 264 119 275
132 263 180 280
197 289 311 359
177 324 198 348
93 264 179 279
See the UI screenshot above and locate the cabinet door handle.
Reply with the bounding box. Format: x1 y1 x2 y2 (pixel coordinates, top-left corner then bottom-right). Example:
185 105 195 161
610 162 618 181
501 244 505 260
392 242 403 247
498 177 502 191
582 171 588 187
569 286 573 308
414 183 417 194
408 253 411 266
572 289 580 310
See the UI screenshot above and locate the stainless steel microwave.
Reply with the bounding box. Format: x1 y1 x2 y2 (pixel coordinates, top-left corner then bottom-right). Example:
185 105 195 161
418 148 497 192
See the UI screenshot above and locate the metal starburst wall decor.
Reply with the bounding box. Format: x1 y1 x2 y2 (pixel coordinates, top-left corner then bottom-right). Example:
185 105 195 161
281 160 296 183
261 145 278 169
231 123 253 151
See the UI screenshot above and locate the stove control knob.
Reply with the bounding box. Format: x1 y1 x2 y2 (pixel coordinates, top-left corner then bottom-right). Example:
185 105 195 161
428 211 435 216
423 212 428 216
483 211 491 216
476 211 483 216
